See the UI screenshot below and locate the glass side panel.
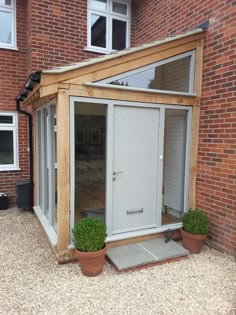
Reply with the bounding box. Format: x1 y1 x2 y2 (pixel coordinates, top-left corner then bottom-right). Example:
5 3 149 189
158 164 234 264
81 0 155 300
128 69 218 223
0 115 13 124
112 19 126 50
52 106 57 231
91 0 107 10
36 111 42 208
109 56 191 93
162 109 187 226
91 14 106 48
0 130 13 164
0 11 12 44
112 1 127 15
74 102 106 224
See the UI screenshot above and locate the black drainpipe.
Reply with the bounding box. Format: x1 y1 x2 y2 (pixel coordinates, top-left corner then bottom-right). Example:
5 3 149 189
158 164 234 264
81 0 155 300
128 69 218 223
15 72 41 208
16 98 33 184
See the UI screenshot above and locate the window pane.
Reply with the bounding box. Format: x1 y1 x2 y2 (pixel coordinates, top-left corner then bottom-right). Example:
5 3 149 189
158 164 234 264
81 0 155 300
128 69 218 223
112 2 127 15
0 0 11 5
91 14 106 48
74 102 107 225
0 115 13 124
109 56 191 93
0 130 14 164
162 110 187 225
0 11 12 44
91 0 107 10
112 19 126 50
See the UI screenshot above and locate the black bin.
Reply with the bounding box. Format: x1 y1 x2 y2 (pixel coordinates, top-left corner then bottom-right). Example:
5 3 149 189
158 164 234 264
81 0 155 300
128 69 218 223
16 180 33 209
0 194 8 210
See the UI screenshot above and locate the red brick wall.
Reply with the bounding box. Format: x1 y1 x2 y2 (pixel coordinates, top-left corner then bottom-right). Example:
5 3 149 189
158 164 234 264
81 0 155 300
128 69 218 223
1 0 136 206
134 0 236 255
0 0 29 206
28 0 135 72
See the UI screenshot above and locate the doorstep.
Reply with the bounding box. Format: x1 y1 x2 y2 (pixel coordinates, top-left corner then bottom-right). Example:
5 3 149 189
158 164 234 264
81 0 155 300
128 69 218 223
106 237 189 271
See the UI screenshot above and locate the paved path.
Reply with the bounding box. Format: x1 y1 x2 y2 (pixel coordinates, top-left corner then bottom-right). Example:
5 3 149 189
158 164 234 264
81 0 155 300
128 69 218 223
0 209 235 314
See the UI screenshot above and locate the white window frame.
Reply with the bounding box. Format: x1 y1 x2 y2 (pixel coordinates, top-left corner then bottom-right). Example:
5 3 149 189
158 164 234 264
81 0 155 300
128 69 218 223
87 0 130 54
0 0 16 49
69 96 192 245
0 111 18 171
95 50 196 94
35 100 57 246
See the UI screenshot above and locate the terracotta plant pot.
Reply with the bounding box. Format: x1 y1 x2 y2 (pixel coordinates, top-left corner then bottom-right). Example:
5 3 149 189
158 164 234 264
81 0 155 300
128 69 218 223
75 245 107 277
181 228 207 254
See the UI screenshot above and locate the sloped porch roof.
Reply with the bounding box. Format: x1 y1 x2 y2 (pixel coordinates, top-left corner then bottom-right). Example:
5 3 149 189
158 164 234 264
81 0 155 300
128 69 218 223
18 28 206 106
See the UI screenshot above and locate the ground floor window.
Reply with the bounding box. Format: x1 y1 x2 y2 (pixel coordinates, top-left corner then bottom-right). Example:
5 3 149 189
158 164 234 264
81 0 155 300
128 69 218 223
0 112 18 171
36 102 57 237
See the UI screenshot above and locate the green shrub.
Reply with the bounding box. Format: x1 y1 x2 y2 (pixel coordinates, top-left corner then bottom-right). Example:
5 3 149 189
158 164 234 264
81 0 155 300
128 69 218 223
182 209 208 235
73 217 107 252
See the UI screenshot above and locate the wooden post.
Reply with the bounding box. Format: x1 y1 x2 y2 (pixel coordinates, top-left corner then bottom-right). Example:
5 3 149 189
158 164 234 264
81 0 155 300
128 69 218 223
188 39 204 209
56 90 70 253
188 104 200 209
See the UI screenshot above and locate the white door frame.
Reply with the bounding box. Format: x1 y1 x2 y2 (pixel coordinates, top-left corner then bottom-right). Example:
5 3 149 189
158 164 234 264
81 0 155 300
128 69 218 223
69 96 192 244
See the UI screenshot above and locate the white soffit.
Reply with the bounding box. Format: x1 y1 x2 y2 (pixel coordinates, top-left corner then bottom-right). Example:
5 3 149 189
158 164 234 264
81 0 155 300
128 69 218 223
43 29 204 74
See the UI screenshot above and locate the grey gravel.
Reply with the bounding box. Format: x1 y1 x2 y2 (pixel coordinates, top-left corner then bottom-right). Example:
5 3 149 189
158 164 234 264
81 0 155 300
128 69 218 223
0 208 235 315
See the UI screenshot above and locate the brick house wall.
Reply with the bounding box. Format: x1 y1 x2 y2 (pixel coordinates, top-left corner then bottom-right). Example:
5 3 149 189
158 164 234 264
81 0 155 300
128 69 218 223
27 0 136 74
1 0 136 206
0 0 29 206
133 0 236 255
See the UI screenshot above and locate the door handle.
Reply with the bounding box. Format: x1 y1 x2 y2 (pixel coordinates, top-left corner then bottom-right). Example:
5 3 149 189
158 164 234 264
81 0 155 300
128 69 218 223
113 170 123 175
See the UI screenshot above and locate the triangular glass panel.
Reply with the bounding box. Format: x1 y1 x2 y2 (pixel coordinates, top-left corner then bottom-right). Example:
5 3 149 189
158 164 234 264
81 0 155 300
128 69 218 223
97 51 195 94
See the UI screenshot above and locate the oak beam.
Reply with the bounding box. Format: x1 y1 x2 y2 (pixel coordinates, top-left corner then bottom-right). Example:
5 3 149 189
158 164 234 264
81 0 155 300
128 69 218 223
69 84 198 106
188 105 201 209
56 91 70 253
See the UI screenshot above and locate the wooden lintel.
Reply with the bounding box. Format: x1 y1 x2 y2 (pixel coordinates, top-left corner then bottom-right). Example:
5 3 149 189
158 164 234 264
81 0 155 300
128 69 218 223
40 83 58 98
58 83 70 89
56 93 70 253
68 84 197 106
41 32 206 87
32 94 57 110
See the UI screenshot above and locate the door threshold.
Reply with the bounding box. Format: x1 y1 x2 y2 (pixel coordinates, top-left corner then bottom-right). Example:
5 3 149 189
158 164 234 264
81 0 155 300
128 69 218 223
106 223 182 243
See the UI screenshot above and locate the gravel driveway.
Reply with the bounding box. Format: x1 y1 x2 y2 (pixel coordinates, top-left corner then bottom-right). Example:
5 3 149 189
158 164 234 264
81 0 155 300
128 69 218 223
0 209 235 315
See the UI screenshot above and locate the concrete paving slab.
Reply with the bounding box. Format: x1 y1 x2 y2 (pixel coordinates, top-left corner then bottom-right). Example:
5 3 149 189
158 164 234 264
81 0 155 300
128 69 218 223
106 243 156 271
106 238 189 271
138 238 189 262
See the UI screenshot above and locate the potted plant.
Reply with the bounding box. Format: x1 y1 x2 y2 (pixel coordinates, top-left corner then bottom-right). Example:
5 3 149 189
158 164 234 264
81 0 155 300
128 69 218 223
73 217 107 277
181 208 208 254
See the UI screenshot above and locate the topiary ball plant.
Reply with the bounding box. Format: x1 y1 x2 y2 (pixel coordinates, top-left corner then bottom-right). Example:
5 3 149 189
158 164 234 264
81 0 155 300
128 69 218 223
73 217 107 252
182 209 209 235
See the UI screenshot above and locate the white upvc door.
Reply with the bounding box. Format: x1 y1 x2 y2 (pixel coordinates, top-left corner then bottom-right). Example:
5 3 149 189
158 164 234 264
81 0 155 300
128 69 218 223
111 105 160 234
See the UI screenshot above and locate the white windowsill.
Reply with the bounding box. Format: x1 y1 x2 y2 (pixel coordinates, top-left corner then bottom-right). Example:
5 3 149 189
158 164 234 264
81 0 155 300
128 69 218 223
0 46 19 51
0 167 21 172
84 47 111 55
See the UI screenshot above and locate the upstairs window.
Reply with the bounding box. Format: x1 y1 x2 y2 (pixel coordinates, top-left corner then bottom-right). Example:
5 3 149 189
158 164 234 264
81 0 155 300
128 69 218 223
0 0 16 49
87 0 130 53
0 112 18 171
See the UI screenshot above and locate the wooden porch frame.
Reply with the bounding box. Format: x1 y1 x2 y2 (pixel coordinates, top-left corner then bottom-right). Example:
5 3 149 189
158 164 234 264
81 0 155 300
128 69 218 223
25 32 204 262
